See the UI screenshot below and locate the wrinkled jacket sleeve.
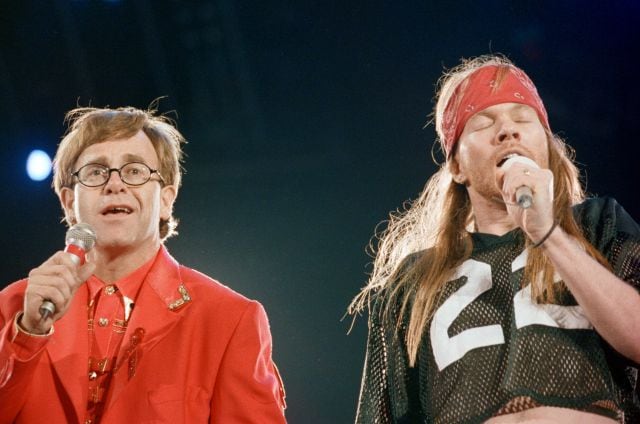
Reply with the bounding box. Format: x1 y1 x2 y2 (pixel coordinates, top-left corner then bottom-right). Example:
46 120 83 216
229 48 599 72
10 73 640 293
210 300 286 423
0 280 50 424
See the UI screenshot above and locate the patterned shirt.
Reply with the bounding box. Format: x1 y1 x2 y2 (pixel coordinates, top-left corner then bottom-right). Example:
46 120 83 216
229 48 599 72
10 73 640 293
84 254 155 424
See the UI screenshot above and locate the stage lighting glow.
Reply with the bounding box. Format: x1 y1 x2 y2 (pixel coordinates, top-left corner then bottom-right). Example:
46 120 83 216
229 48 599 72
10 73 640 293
26 150 52 181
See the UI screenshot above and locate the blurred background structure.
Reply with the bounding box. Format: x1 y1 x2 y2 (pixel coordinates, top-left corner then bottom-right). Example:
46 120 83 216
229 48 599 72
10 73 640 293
1 1 638 422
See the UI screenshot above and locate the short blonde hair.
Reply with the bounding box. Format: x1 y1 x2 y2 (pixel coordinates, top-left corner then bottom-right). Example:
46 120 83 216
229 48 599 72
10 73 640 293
53 106 186 241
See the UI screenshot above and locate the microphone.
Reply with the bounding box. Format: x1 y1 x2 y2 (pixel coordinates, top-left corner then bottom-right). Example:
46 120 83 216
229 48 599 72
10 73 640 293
39 223 97 320
515 186 533 209
501 155 539 209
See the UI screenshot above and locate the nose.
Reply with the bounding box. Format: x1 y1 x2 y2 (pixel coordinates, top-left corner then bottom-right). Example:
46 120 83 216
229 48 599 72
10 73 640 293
496 122 520 143
103 169 127 193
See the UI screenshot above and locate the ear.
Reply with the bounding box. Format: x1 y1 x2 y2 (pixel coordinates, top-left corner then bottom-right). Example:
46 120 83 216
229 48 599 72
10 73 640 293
59 187 77 225
160 185 177 221
448 154 467 185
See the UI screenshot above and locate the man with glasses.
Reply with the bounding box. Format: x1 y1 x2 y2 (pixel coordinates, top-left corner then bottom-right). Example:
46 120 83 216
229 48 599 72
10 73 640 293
0 106 286 423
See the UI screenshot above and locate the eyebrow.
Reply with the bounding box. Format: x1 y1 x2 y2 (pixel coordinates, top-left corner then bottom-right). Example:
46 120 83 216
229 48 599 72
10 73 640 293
468 111 494 122
510 104 534 113
473 104 534 119
78 153 149 168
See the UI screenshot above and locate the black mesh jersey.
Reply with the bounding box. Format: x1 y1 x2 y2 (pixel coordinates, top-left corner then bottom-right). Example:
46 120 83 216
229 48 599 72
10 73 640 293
356 198 640 424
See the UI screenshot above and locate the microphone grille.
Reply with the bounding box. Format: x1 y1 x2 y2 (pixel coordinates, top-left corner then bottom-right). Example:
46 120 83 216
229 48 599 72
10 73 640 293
65 223 97 251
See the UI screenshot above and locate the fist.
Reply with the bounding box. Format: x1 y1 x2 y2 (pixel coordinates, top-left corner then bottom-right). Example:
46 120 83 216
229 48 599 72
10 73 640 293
21 251 95 334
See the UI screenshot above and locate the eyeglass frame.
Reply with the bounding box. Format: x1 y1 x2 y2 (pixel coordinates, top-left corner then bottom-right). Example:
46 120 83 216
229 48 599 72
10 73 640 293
71 162 166 188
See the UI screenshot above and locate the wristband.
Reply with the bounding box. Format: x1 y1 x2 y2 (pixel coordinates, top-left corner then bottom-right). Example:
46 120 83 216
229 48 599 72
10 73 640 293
531 221 559 248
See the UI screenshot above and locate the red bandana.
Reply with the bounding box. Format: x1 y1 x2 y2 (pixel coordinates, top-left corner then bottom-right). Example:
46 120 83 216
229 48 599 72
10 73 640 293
441 64 550 157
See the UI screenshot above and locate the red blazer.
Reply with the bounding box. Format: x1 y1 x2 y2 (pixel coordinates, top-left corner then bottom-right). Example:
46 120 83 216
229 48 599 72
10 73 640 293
0 247 286 423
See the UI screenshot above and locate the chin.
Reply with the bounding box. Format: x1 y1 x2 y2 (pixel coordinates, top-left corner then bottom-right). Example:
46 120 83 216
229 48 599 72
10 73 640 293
97 234 135 248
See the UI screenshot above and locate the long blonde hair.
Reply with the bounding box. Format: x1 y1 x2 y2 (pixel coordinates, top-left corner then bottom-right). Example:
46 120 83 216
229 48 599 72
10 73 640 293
349 55 608 366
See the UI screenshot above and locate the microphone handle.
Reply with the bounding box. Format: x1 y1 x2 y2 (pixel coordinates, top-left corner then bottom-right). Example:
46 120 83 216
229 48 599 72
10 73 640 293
516 186 533 209
38 250 82 321
39 301 55 320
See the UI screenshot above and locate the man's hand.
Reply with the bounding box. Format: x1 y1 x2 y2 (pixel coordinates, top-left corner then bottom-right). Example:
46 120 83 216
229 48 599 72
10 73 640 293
500 160 555 244
21 252 95 334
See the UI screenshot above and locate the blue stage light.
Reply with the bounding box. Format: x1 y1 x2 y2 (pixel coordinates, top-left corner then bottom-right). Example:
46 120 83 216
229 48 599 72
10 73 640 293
26 150 52 181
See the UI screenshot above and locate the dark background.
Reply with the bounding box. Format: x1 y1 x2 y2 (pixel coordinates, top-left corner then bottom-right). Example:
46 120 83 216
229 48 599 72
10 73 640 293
1 1 639 422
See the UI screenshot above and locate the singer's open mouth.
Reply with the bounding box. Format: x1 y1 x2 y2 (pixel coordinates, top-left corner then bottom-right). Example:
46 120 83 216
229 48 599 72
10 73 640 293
102 207 133 215
497 152 523 167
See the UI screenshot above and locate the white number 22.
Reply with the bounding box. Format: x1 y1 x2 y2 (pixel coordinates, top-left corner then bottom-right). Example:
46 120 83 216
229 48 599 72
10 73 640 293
430 251 591 370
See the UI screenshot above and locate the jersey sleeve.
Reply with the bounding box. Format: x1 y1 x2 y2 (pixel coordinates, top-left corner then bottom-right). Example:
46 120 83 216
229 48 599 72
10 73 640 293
356 254 427 423
575 197 640 421
355 296 394 423
576 197 640 291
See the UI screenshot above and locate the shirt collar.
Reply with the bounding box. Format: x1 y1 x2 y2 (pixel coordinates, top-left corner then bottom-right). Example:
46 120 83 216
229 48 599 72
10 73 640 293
86 248 161 302
470 227 524 251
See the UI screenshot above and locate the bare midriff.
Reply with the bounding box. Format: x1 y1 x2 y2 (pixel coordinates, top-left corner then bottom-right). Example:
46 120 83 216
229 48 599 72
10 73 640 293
485 406 618 423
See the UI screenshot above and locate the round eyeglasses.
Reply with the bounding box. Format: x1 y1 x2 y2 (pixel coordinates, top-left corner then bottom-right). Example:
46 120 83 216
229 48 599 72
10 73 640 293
72 162 165 187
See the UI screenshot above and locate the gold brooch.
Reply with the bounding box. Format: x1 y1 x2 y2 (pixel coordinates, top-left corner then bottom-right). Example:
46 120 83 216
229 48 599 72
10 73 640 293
168 285 192 311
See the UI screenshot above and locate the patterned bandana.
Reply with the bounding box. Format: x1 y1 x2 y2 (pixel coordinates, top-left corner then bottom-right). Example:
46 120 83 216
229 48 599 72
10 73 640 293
441 64 550 157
